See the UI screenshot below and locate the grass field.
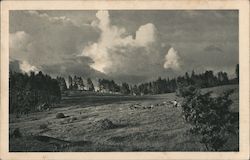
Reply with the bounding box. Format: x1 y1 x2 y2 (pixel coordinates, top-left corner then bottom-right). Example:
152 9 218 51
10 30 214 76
9 84 239 152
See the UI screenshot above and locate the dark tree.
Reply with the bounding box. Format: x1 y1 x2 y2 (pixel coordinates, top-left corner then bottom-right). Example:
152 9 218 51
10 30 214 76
98 79 120 93
131 85 140 95
120 82 130 95
87 78 95 91
218 72 229 85
72 76 85 90
56 77 67 91
68 76 73 90
77 76 85 90
9 71 61 114
235 64 239 81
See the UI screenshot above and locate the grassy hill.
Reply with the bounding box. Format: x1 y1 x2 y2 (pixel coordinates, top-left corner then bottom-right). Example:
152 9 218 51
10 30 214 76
9 84 239 151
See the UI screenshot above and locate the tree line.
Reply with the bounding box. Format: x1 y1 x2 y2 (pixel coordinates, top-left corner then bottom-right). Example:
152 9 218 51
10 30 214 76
9 71 61 114
98 64 239 95
56 64 239 96
64 75 95 91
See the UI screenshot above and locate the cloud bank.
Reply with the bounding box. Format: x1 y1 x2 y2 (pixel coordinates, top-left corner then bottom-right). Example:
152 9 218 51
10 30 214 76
81 10 180 81
9 11 100 78
9 10 238 83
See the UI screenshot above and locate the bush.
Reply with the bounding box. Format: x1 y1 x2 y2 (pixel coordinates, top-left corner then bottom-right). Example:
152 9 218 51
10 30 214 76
56 113 65 119
10 128 22 138
93 119 116 130
178 85 238 151
39 123 48 129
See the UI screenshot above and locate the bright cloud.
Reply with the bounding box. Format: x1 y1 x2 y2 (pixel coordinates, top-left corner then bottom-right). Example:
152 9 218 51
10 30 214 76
10 11 184 80
135 23 157 46
9 10 238 83
81 10 159 73
9 59 39 74
20 60 39 73
164 47 182 70
10 31 41 73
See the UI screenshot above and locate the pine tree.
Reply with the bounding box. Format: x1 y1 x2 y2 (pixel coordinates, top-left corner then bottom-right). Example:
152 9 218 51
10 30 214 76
78 77 85 90
56 77 67 91
121 83 130 95
68 76 73 90
235 64 239 81
87 78 95 91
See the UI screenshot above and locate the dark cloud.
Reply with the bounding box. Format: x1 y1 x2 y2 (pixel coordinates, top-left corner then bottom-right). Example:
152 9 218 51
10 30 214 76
41 56 106 79
204 45 223 53
10 11 99 66
9 60 21 73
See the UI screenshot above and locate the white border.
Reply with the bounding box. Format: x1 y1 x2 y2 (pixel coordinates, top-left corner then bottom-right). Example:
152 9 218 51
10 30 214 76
1 1 249 160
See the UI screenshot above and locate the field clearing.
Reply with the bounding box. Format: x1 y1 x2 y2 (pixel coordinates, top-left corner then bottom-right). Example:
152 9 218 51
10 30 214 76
9 85 239 151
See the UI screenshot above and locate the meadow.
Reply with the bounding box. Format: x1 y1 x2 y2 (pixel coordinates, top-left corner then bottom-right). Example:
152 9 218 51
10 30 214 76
9 84 239 151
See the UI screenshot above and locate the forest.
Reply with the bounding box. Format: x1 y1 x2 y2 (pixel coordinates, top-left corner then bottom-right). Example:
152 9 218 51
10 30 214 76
69 65 238 95
9 71 61 114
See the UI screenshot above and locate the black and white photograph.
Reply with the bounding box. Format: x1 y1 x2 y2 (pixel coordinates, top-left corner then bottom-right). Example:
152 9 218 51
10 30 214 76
8 9 240 152
1 0 249 159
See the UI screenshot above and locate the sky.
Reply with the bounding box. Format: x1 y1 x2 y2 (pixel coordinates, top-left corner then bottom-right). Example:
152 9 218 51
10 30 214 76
9 10 238 84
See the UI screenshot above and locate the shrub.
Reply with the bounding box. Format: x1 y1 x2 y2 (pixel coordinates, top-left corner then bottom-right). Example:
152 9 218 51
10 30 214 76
93 119 116 130
10 128 22 138
39 123 48 129
56 113 65 119
178 85 238 151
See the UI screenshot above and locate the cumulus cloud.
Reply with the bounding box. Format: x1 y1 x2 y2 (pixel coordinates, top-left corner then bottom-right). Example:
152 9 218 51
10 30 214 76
164 47 182 70
9 10 238 83
9 11 189 83
135 23 157 46
81 10 162 74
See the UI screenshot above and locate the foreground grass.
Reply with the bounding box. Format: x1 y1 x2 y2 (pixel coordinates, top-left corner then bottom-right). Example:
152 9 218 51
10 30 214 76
9 85 239 151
